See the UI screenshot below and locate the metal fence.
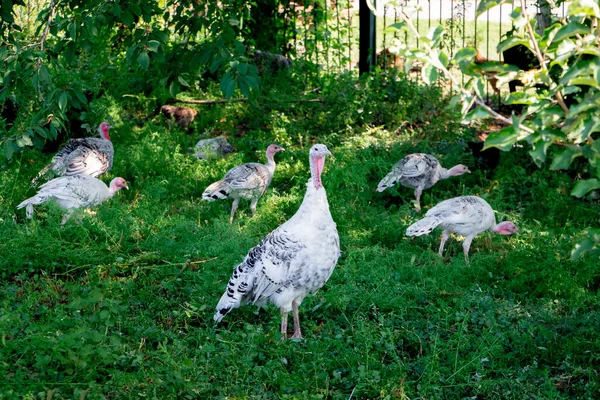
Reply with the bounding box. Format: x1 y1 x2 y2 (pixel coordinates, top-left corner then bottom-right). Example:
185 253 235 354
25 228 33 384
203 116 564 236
276 0 566 75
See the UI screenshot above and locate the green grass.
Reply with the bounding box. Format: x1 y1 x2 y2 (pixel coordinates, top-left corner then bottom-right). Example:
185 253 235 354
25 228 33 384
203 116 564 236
1 71 599 398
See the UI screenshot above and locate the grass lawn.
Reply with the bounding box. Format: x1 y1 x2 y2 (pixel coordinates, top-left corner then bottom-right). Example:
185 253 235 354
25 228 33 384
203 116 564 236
0 70 599 398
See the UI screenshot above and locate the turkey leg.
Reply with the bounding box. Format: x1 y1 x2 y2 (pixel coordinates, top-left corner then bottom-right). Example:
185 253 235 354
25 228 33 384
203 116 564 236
291 300 303 339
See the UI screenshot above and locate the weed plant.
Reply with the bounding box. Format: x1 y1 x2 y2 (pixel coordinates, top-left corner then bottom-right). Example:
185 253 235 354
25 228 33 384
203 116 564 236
0 69 599 398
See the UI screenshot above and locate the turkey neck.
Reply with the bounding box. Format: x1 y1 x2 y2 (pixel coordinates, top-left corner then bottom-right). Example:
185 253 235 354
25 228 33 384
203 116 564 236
310 154 325 190
438 167 451 180
265 149 278 176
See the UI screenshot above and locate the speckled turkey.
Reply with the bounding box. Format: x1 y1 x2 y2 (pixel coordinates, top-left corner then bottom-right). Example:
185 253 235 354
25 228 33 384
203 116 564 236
18 175 128 225
213 144 340 340
406 195 518 264
202 144 284 223
377 153 470 212
32 122 114 185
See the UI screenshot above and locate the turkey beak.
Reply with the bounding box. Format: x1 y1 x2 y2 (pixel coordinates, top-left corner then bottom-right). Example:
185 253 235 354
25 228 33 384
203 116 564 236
124 183 129 190
466 168 471 173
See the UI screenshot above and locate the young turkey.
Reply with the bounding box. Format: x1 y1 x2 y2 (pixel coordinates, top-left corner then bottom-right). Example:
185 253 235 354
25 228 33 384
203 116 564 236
32 122 114 185
202 144 284 223
406 195 518 264
377 153 470 212
18 175 128 225
161 105 198 130
214 144 340 340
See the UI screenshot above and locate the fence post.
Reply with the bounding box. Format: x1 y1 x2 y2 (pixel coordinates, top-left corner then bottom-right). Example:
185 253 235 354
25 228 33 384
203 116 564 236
359 0 376 74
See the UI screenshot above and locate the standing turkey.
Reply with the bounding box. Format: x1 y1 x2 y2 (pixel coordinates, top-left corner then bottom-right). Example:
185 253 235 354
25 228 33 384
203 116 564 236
18 175 128 225
406 195 518 264
214 144 340 340
32 121 114 185
202 144 284 223
377 153 470 212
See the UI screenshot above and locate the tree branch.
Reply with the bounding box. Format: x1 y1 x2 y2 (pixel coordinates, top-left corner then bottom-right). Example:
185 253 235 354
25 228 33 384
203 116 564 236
397 10 535 134
519 0 569 113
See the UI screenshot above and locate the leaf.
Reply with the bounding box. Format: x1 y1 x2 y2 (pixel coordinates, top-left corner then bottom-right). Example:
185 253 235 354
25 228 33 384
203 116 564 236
553 21 590 42
568 0 600 18
137 51 149 70
147 40 160 52
554 39 577 63
169 81 181 97
121 11 134 27
497 36 530 53
550 147 582 170
421 63 438 85
453 48 477 63
483 126 519 151
476 0 512 17
177 75 190 87
58 92 68 111
570 237 595 260
4 141 14 159
464 106 492 122
571 178 600 197
220 72 236 99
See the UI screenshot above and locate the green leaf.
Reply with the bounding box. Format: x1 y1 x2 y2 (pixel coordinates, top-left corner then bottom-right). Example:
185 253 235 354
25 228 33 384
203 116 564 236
147 40 160 52
138 51 149 69
121 11 134 27
554 39 577 63
497 36 530 53
177 75 190 87
453 48 477 63
169 81 181 97
421 63 438 85
483 126 518 151
570 237 595 259
553 21 590 42
58 92 68 111
571 178 600 197
550 147 582 170
220 72 236 99
476 0 511 17
464 106 492 122
568 0 600 18
4 141 14 159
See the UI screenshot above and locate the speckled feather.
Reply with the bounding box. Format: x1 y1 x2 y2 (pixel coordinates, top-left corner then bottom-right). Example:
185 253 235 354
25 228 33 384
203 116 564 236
34 123 113 184
214 146 340 323
18 175 124 219
377 153 445 192
406 196 496 237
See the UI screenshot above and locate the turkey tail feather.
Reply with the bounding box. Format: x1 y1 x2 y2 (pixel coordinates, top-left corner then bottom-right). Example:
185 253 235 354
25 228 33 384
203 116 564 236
406 216 442 236
377 171 401 192
213 263 253 322
202 180 230 201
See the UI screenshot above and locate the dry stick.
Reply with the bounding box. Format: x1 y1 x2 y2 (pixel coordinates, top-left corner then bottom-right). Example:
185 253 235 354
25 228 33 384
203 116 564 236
519 0 569 114
172 98 324 105
397 10 535 135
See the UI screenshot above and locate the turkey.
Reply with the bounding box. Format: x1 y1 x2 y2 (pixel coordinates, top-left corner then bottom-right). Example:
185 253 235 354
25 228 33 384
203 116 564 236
202 144 284 223
161 105 198 130
18 175 128 225
406 195 518 264
214 144 340 340
32 121 114 185
377 153 470 212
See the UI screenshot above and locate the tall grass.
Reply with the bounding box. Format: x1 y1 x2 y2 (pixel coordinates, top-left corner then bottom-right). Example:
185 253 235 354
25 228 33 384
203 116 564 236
0 70 599 398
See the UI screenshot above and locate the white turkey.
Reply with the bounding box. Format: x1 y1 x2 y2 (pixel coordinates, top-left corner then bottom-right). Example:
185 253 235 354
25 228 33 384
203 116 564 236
406 195 518 264
214 144 340 340
377 153 470 212
18 175 128 225
202 144 284 223
32 121 114 185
